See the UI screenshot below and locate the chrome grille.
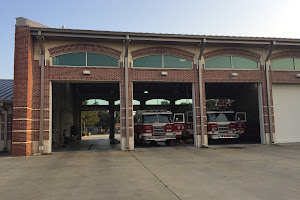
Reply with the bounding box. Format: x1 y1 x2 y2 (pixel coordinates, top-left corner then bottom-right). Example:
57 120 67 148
218 124 229 134
153 125 164 135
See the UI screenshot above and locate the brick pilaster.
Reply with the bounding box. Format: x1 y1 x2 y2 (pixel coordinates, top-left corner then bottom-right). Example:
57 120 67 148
12 26 34 156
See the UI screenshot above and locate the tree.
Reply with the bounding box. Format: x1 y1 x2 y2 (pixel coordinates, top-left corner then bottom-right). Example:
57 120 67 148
96 111 110 130
161 100 170 105
81 111 99 131
115 111 120 124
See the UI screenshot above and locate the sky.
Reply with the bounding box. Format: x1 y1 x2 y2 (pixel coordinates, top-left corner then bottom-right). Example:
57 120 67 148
1 0 300 79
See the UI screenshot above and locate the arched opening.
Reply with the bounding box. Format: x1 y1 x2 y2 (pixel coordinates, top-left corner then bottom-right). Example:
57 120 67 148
146 99 170 105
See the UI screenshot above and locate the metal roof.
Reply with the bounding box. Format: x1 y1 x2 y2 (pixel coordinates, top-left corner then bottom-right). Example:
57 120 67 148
29 26 300 47
0 79 13 101
16 17 300 46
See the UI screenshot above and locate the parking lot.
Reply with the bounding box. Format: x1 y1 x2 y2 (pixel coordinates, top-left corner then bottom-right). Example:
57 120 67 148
1 143 300 200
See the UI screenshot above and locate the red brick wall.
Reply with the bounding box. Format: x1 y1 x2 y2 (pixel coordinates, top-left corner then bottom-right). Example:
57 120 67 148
13 33 300 155
12 26 34 156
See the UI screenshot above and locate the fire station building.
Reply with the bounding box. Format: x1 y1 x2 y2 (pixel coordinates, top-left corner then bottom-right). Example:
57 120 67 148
10 17 300 156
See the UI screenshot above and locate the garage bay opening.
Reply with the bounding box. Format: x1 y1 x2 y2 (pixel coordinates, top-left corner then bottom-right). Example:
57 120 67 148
205 82 262 144
51 82 120 151
133 82 194 147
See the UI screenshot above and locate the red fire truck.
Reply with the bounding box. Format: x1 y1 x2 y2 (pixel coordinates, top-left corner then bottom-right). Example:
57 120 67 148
206 99 247 139
134 110 176 145
173 113 185 139
184 111 194 139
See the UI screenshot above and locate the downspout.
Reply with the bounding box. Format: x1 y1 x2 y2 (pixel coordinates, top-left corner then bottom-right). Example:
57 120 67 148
264 41 276 144
38 31 45 153
198 39 206 147
124 35 130 149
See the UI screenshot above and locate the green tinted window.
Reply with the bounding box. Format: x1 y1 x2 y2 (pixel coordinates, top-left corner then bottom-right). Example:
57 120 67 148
146 99 170 105
87 53 118 67
294 58 300 70
164 55 192 68
133 55 162 68
271 58 294 70
205 56 231 69
232 57 258 69
52 52 86 66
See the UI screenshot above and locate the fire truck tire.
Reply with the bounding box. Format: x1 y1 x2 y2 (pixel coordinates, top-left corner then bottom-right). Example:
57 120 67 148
134 135 143 146
165 140 172 146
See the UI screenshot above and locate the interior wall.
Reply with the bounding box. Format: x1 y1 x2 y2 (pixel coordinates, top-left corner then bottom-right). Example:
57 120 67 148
52 83 75 147
0 103 13 152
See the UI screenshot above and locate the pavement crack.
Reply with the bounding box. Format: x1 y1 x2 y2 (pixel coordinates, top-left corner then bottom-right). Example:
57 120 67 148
130 152 182 200
0 158 29 175
88 144 94 150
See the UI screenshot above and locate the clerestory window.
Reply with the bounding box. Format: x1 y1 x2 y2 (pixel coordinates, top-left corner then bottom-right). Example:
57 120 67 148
205 56 258 69
52 52 119 67
271 58 300 70
133 55 192 69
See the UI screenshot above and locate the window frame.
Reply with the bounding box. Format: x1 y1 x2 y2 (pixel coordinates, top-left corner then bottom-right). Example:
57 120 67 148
51 52 120 68
270 57 300 71
204 56 260 70
133 54 193 69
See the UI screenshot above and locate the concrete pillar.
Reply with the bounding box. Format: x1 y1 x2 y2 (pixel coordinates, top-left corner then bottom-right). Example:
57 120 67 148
109 100 115 140
140 99 146 110
73 85 81 140
170 99 176 113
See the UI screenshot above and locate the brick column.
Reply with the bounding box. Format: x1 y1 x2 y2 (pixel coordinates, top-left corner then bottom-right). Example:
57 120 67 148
12 26 33 156
262 71 275 144
194 67 208 147
120 73 134 150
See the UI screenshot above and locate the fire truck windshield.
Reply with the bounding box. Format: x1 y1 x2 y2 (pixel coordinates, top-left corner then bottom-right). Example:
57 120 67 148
207 113 235 122
143 114 172 124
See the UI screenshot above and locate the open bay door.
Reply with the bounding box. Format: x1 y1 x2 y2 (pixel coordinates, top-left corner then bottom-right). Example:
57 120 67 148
272 84 300 143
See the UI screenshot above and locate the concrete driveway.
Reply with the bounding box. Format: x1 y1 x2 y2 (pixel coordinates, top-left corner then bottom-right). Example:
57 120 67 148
0 143 300 200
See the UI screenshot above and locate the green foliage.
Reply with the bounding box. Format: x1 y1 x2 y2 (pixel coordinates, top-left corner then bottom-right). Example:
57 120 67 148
115 111 120 123
96 111 109 130
81 111 99 127
161 100 170 105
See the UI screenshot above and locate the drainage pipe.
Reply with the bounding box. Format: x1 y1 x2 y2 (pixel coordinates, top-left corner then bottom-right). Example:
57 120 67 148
125 35 130 149
38 31 45 153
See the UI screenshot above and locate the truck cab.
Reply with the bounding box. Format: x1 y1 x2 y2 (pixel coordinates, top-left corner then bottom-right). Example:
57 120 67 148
207 110 246 139
134 110 176 145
